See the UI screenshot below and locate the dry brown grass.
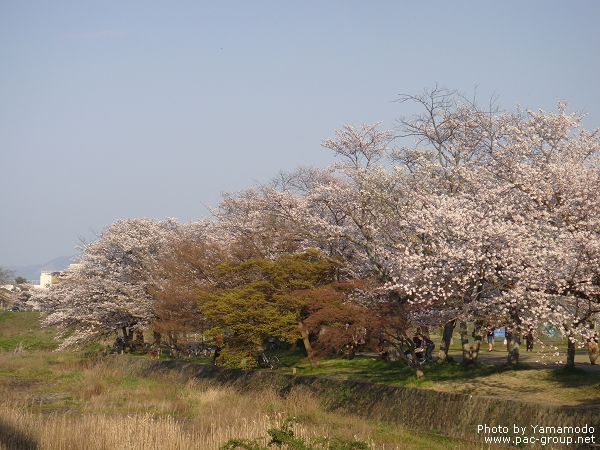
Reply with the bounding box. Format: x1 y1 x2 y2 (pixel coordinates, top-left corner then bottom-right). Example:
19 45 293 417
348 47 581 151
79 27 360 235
0 402 477 450
0 405 256 449
0 352 483 450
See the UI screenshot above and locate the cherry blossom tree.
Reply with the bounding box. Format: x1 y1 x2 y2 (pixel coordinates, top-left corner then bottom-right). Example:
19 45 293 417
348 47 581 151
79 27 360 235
35 218 189 349
391 86 504 363
31 87 600 376
213 122 407 281
388 97 600 366
485 102 600 365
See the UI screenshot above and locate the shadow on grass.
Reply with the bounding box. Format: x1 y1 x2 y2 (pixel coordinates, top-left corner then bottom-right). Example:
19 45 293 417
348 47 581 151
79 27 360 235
0 416 37 450
548 365 600 388
271 348 542 383
306 354 537 386
548 366 600 410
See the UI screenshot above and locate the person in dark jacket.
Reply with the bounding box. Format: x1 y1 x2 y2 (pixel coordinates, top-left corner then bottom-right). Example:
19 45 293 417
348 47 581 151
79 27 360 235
420 334 435 362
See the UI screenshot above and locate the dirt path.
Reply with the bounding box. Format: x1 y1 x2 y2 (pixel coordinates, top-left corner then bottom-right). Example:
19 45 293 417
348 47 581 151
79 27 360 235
451 344 600 371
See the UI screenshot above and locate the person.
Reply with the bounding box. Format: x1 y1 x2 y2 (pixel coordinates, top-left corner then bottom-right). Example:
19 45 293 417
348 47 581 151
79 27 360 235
408 334 434 363
378 335 389 362
357 337 366 353
114 336 124 353
404 334 423 363
524 326 535 351
421 334 435 362
412 334 424 362
348 344 355 360
485 325 495 351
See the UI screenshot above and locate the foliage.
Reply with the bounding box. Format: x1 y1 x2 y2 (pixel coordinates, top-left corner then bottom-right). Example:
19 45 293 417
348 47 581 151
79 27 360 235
299 280 374 355
198 249 342 366
31 218 211 349
221 419 370 450
214 89 600 369
28 88 600 373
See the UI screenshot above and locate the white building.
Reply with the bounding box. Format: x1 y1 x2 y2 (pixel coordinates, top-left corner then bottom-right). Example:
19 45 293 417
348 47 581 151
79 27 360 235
31 264 80 289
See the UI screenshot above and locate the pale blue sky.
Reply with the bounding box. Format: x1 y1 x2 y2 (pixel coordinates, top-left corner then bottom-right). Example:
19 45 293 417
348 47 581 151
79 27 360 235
1 1 599 266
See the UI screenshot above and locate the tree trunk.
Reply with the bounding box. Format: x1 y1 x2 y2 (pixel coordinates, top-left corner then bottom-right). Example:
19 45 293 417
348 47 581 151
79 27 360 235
588 342 599 365
459 321 482 365
566 334 576 368
122 327 134 352
167 331 179 357
388 339 424 379
588 326 598 365
134 329 145 349
153 331 161 347
471 320 484 363
436 319 455 364
459 321 471 363
507 329 521 365
407 347 425 379
298 322 317 369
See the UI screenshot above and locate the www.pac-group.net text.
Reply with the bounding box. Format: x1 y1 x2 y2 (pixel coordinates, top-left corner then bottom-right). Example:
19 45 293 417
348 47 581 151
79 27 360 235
477 424 596 446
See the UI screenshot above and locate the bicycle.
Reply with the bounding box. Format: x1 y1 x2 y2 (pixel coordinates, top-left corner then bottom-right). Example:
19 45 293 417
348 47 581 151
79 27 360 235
256 352 279 369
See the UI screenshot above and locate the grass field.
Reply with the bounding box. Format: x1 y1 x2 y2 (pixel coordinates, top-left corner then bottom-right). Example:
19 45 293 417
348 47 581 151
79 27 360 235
2 311 599 408
0 351 489 450
279 350 600 408
0 312 490 449
0 311 57 352
1 311 599 449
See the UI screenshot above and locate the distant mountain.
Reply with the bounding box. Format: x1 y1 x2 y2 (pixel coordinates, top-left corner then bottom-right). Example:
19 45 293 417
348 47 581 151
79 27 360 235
6 255 79 282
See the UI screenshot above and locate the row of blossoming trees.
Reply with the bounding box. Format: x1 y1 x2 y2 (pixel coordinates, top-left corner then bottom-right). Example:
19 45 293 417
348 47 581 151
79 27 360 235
32 88 600 378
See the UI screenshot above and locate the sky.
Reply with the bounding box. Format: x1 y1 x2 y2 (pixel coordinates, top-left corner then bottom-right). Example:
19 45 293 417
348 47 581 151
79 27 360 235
1 1 599 267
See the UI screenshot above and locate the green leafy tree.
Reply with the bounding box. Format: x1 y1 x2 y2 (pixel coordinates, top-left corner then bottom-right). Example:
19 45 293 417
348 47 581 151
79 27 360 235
198 249 341 368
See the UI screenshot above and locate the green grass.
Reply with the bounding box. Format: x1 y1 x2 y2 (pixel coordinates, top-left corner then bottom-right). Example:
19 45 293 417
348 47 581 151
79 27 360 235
1 312 599 408
276 351 538 386
0 313 594 448
0 311 58 351
260 343 600 407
